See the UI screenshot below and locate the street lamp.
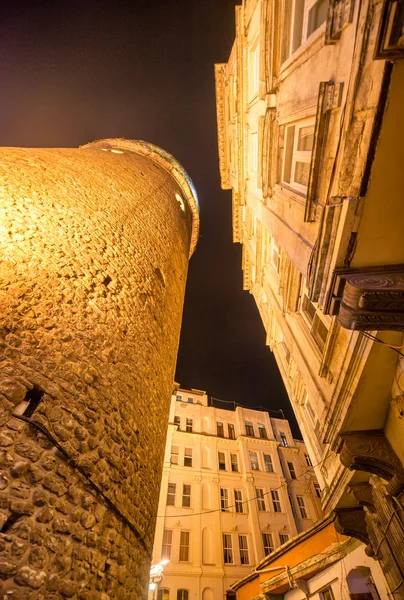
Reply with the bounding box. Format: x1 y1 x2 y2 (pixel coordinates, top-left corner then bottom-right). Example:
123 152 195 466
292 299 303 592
149 560 169 600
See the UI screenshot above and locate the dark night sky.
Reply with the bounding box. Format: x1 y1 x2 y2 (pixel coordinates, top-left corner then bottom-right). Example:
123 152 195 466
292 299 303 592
0 1 299 434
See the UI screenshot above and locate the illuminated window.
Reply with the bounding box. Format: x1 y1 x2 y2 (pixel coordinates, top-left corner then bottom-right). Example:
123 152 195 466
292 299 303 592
218 452 226 471
170 446 179 465
258 423 268 439
161 530 172 560
220 488 229 511
184 448 192 467
238 535 249 565
271 490 281 512
297 495 308 518
167 483 176 506
264 454 274 473
287 462 297 479
245 421 255 437
262 532 274 554
282 119 315 194
182 484 191 508
223 534 233 564
250 452 259 471
179 532 190 562
158 589 169 600
256 488 266 511
234 489 243 513
231 453 238 472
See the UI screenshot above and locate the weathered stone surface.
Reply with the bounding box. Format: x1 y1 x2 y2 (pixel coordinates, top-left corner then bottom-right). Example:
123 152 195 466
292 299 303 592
0 140 197 599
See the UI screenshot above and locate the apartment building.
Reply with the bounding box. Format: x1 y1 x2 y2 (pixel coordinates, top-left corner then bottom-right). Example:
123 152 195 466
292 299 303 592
150 387 322 600
215 0 404 595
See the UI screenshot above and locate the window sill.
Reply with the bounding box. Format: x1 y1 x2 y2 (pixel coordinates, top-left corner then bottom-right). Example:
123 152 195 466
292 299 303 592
274 183 306 206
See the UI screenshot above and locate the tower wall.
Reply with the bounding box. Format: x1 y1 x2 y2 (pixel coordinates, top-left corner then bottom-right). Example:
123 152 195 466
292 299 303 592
0 139 198 599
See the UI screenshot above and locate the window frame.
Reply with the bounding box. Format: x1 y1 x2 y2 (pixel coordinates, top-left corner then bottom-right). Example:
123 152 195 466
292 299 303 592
167 482 176 507
238 534 250 565
279 533 290 545
174 416 181 429
184 447 192 467
282 118 315 195
177 591 189 600
297 495 308 518
182 484 191 508
285 0 328 60
158 589 170 600
280 432 288 447
223 533 233 564
170 446 179 465
256 488 266 512
179 531 190 562
264 454 274 473
250 451 260 471
258 423 268 439
245 421 255 437
234 489 244 513
161 530 173 560
185 418 193 433
271 489 282 512
230 453 239 472
217 421 224 437
228 423 236 439
287 461 297 479
220 487 230 512
262 531 274 555
305 452 313 467
248 37 260 101
314 483 322 498
218 451 226 471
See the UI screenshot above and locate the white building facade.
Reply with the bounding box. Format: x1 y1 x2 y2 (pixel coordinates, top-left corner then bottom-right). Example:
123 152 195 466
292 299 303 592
150 387 322 600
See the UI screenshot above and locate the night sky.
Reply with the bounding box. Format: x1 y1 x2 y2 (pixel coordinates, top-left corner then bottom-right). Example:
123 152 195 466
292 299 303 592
1 1 298 434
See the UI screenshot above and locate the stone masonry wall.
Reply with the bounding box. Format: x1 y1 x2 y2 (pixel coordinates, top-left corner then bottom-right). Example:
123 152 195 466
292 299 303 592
0 142 196 599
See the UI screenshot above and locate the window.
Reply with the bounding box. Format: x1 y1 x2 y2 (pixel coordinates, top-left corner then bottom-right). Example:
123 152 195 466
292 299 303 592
182 484 191 508
305 453 313 467
289 494 297 518
271 240 281 273
228 423 236 439
220 488 229 512
187 396 193 404
234 490 243 513
320 588 335 600
280 432 288 447
297 496 308 518
179 531 190 562
177 591 189 600
176 394 182 402
158 589 169 600
264 454 274 473
279 533 290 545
238 535 249 565
170 446 179 465
287 462 297 479
271 490 281 512
256 488 266 511
314 483 322 498
250 452 259 471
249 131 259 173
230 453 239 472
161 530 172 560
245 421 254 437
285 0 328 58
218 452 226 471
186 418 193 433
184 448 192 467
174 416 180 429
223 534 233 564
258 423 268 439
262 532 274 555
282 120 315 194
167 483 176 506
248 39 260 100
217 422 224 437
301 292 329 352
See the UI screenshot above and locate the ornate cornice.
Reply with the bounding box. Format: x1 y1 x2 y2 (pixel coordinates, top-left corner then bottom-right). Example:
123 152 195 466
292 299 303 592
214 63 231 190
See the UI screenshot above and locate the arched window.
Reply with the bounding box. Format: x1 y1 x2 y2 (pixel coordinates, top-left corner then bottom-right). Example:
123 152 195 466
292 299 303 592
177 590 189 600
157 590 169 600
346 566 381 599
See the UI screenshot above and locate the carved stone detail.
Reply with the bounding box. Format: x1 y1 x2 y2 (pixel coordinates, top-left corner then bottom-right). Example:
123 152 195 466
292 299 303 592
334 507 369 545
338 430 404 496
348 482 375 511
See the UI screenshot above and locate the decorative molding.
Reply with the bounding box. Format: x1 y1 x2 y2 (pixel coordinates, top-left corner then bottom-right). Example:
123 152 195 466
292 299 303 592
325 0 356 44
214 63 231 190
338 430 404 496
334 507 369 545
374 0 404 60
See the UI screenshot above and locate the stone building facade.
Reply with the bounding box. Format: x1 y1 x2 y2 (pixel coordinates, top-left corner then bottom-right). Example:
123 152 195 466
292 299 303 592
215 0 404 596
150 387 322 600
0 139 199 599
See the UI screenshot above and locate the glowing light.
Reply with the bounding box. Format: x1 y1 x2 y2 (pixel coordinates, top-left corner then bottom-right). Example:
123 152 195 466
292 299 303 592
149 583 157 591
175 193 185 212
111 149 124 154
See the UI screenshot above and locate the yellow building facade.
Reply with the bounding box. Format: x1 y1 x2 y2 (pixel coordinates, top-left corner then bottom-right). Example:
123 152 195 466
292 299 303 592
215 1 404 596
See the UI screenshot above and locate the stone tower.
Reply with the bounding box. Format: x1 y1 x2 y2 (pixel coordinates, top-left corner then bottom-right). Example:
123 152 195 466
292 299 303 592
0 138 199 599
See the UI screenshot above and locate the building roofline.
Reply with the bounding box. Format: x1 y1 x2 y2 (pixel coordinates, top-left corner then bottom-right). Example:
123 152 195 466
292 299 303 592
81 138 199 257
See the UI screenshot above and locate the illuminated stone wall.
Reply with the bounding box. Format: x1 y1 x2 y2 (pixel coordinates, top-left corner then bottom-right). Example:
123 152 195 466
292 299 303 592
0 139 199 599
